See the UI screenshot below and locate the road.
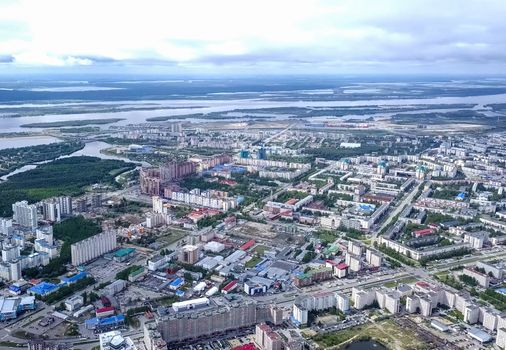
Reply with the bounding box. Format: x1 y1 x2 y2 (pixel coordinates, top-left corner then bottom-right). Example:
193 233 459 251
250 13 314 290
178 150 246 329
262 124 294 144
373 180 424 239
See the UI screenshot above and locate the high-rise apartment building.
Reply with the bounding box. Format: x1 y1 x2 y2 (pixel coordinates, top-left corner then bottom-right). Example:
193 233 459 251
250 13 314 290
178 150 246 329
71 231 117 266
140 161 197 196
76 198 87 213
156 296 282 345
58 196 73 216
91 194 102 208
140 168 162 196
0 218 13 235
12 201 38 229
178 245 200 265
42 200 61 223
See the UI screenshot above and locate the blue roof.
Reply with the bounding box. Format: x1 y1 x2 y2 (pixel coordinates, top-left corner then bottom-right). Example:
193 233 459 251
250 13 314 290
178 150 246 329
61 271 87 284
170 278 183 287
28 282 60 295
85 314 125 327
85 317 100 326
359 204 375 211
496 288 506 295
100 314 125 326
9 285 21 292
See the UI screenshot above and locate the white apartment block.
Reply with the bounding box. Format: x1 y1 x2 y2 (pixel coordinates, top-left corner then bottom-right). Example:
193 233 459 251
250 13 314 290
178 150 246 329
497 327 506 349
42 200 61 222
345 253 362 272
170 191 237 211
348 241 363 256
336 292 350 312
463 231 486 249
463 267 490 288
366 249 382 267
71 231 117 266
58 196 73 216
0 218 13 235
12 201 38 229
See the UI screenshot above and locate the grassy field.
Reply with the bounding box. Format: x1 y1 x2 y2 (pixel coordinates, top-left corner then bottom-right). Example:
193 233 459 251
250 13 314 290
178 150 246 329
254 245 269 255
312 320 428 350
383 277 418 288
245 255 263 268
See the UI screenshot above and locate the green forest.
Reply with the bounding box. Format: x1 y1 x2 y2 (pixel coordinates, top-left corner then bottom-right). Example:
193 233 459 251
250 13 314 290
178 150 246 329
0 156 135 216
0 141 84 177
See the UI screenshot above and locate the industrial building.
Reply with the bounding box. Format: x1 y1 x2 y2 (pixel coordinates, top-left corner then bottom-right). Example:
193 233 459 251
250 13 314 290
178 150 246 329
0 296 36 321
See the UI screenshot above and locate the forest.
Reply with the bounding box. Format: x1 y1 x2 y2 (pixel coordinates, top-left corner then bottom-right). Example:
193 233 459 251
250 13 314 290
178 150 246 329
0 156 135 216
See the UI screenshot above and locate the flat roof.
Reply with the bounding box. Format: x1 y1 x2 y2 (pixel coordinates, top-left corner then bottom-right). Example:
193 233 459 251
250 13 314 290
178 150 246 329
114 248 136 257
172 297 209 309
0 298 18 314
467 327 492 343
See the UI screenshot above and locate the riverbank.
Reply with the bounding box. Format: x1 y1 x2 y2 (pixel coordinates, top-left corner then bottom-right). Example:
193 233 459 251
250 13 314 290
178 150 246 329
0 141 84 178
20 118 125 128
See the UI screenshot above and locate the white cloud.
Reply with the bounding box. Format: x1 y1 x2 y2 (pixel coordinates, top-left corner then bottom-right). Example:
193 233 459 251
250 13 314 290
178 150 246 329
0 0 505 73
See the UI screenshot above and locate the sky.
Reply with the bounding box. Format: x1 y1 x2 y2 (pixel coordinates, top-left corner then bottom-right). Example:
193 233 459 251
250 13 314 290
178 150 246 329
0 0 505 75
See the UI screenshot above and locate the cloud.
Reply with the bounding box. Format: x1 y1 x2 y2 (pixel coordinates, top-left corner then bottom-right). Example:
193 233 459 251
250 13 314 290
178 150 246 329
0 0 505 73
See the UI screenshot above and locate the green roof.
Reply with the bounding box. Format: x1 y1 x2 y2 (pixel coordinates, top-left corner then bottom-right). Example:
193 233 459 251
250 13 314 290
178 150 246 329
129 266 145 277
298 266 332 279
114 248 136 257
323 245 339 254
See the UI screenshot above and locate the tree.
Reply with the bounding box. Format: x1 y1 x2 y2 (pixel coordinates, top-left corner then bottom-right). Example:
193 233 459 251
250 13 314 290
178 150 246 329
89 292 99 303
56 302 65 311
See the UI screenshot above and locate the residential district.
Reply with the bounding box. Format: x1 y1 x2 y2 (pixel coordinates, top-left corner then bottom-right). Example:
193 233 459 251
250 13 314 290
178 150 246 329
1 125 506 350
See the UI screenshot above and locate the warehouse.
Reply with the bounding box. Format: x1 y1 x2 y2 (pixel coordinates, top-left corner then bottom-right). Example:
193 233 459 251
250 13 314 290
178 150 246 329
430 320 449 332
467 327 492 343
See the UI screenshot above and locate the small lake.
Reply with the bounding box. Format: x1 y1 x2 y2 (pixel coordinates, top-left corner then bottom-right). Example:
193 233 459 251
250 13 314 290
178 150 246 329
343 340 388 350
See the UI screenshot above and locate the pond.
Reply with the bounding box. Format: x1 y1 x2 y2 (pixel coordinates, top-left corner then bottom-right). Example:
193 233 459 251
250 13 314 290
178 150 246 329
343 340 388 350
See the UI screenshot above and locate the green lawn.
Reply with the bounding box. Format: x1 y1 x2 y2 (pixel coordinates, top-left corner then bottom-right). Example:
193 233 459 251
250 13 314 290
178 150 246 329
245 255 263 268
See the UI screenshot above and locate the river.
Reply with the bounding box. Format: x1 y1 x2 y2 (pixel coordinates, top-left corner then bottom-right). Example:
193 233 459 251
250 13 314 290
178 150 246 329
0 141 140 182
1 92 506 132
0 135 61 150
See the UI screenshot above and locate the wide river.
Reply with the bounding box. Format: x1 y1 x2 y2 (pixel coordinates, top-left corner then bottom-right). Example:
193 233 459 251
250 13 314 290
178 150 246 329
0 135 61 150
1 93 506 132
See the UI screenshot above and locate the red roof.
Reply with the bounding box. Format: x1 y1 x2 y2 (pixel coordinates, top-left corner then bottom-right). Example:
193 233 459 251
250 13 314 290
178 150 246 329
325 260 348 270
240 239 255 251
96 306 115 314
222 280 237 291
413 228 434 236
231 344 257 350
415 281 432 289
337 263 348 270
